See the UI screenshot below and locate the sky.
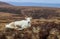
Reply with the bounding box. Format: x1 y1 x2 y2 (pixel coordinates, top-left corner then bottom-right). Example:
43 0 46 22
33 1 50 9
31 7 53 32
0 0 60 4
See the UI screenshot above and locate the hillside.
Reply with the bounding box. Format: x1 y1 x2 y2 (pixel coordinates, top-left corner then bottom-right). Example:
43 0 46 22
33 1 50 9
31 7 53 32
0 2 60 27
0 2 60 19
0 1 13 6
0 6 60 19
0 2 60 39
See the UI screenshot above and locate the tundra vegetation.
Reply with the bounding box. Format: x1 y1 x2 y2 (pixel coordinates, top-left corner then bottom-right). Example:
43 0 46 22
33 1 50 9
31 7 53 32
0 2 60 39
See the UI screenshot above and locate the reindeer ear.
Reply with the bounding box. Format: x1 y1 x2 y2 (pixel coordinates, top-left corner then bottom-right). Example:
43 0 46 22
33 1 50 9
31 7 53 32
25 17 26 19
25 17 27 19
30 17 32 19
24 15 28 19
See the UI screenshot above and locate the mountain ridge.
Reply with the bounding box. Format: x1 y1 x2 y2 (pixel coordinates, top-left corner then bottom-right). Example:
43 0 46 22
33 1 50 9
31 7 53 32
0 1 13 6
0 1 60 8
8 2 60 8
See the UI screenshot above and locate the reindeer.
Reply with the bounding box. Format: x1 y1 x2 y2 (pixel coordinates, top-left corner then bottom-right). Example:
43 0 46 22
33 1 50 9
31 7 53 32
5 17 32 30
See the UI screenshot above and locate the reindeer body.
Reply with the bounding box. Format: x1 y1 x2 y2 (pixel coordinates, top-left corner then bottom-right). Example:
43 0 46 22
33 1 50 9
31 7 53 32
5 17 32 30
14 20 31 30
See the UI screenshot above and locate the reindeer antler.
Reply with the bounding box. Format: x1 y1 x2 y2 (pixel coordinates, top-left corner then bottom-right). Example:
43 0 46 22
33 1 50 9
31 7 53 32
21 10 28 17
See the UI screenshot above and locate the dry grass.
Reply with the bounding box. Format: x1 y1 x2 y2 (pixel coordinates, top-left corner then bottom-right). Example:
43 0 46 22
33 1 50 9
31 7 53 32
0 18 60 39
0 5 60 39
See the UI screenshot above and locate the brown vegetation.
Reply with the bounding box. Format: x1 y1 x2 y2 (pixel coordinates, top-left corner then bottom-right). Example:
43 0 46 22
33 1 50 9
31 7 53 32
0 5 60 19
0 20 60 39
0 2 60 39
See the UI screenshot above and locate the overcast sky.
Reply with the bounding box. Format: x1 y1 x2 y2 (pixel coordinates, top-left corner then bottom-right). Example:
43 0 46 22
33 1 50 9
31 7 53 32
0 0 60 4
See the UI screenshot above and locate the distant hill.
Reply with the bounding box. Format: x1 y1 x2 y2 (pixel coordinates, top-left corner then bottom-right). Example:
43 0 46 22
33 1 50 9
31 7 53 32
9 2 60 8
0 1 13 6
0 2 60 19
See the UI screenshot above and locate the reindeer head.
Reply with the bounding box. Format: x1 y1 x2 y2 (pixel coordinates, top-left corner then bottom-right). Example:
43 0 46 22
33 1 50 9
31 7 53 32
25 17 32 22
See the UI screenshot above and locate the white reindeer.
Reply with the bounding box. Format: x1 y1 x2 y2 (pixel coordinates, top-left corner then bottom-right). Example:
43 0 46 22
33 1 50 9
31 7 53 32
5 22 15 29
5 17 32 30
